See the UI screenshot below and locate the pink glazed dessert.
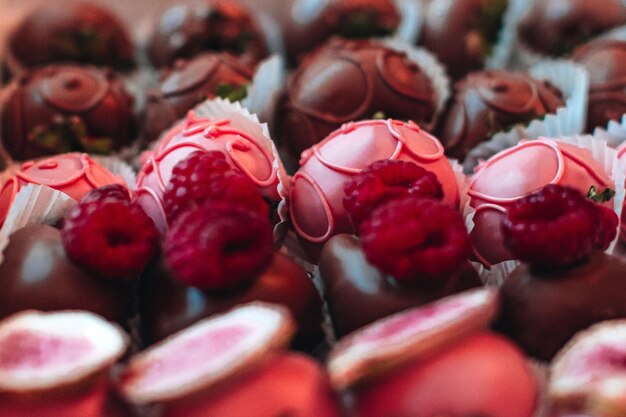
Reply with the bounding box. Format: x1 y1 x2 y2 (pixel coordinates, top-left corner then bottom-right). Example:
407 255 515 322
289 119 460 258
468 138 614 267
135 112 281 233
0 152 126 226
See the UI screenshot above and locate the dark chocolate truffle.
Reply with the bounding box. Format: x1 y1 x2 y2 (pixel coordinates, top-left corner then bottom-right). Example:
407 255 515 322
418 0 509 80
438 70 564 161
6 2 135 72
147 0 268 69
1 64 136 160
496 252 626 361
319 234 482 338
281 0 400 64
274 38 437 168
518 0 626 57
143 52 254 142
573 39 626 131
140 252 325 351
0 225 132 325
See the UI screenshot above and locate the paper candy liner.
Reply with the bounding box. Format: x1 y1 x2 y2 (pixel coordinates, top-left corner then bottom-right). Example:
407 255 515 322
468 135 623 284
392 0 421 45
593 114 626 148
464 60 589 173
485 0 529 69
383 39 451 130
242 54 287 126
0 184 75 264
91 155 137 190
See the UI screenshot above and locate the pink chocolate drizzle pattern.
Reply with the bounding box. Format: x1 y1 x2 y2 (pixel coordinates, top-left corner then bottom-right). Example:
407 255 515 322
135 112 280 233
290 119 459 244
468 138 613 267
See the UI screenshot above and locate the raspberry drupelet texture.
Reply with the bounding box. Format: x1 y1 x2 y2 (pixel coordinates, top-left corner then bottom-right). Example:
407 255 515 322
62 185 160 280
502 184 618 267
343 160 444 229
163 202 274 290
360 196 471 285
163 150 269 224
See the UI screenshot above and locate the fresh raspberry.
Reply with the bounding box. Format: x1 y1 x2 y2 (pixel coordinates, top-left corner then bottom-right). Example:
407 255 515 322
163 202 274 290
343 160 444 228
163 151 268 224
502 185 618 267
360 196 470 285
79 184 131 204
62 187 160 280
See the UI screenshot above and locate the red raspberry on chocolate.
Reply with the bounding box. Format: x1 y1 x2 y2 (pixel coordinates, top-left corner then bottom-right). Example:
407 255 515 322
163 202 274 290
163 150 268 224
360 196 471 285
343 160 444 229
502 184 618 267
62 186 160 280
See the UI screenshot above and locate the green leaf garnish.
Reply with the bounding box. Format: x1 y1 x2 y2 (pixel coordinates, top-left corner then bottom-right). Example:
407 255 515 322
215 83 249 102
477 0 508 59
340 11 395 39
587 185 616 203
30 117 113 154
372 111 387 120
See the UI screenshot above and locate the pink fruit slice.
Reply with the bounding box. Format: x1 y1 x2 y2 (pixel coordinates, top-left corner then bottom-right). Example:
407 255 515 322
327 288 499 389
550 320 626 415
120 302 295 405
0 310 128 392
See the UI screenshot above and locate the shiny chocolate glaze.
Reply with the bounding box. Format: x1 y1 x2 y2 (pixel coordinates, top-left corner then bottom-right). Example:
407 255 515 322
1 64 135 160
319 234 482 338
143 52 254 142
419 0 509 80
496 252 626 361
518 0 626 56
140 252 324 351
7 2 135 72
0 225 132 325
573 39 626 131
274 38 437 167
438 70 564 161
281 0 400 65
147 0 268 69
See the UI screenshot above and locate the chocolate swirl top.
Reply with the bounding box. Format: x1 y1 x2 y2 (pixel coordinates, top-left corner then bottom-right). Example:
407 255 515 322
143 52 254 142
147 0 268 68
274 38 437 166
573 39 626 130
518 0 626 56
1 65 135 160
438 70 564 160
7 3 135 72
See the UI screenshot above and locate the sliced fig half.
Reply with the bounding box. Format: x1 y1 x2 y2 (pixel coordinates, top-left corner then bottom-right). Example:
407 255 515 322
0 310 128 393
120 302 295 405
550 320 626 414
327 287 499 389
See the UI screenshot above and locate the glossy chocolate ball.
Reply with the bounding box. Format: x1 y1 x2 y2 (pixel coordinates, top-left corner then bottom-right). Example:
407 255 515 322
143 52 254 142
518 0 626 56
147 0 268 68
6 2 135 72
0 225 132 325
438 70 564 160
319 234 481 337
496 252 626 361
1 64 135 160
419 0 509 80
274 38 437 167
573 39 626 130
